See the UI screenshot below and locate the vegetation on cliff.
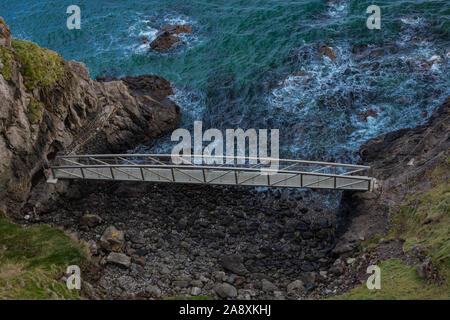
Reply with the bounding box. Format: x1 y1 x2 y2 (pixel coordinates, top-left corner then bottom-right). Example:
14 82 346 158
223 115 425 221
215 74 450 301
0 211 87 299
27 98 45 124
0 45 13 81
11 38 65 90
335 161 449 300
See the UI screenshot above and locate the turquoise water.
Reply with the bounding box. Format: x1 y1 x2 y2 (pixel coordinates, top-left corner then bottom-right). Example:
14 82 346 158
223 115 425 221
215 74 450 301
1 0 449 161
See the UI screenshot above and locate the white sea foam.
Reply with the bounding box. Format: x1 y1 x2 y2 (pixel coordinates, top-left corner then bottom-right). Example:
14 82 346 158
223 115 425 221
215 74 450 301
128 13 201 55
326 0 348 18
265 36 449 162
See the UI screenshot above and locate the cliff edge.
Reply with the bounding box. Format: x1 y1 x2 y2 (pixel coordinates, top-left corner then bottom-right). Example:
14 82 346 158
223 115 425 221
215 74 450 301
0 17 180 216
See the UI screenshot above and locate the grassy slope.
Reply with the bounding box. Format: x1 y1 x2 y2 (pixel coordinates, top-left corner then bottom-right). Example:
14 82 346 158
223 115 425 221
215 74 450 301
334 160 450 300
0 211 87 299
11 38 65 90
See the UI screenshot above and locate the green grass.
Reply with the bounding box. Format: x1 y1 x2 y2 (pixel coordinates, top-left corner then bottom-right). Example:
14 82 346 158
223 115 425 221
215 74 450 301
0 211 87 299
11 39 66 90
333 161 450 300
0 45 14 81
333 259 449 300
27 98 45 124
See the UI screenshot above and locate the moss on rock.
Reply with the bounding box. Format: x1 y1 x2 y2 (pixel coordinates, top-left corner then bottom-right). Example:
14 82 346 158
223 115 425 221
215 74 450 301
27 98 45 124
11 38 66 90
0 45 14 81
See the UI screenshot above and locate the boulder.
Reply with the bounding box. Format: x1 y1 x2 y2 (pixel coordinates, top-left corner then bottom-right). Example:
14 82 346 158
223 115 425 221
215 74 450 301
106 252 131 269
261 279 278 292
214 283 237 298
191 287 202 296
159 24 192 35
146 285 162 298
318 44 337 61
150 24 191 51
87 240 98 255
287 280 304 293
99 226 124 252
80 214 102 227
416 258 439 283
150 34 180 51
220 254 248 276
172 280 189 288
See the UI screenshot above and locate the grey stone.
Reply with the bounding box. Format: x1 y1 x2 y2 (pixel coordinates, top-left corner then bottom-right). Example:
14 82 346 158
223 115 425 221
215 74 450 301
190 280 204 288
214 283 237 298
191 287 202 296
214 271 226 281
160 266 170 275
287 280 304 293
106 252 131 268
100 226 124 252
261 279 278 292
87 240 98 255
173 280 189 288
220 254 248 276
80 214 102 227
146 285 162 298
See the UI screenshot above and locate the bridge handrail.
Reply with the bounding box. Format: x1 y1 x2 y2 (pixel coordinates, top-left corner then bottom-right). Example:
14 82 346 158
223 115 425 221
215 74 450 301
55 154 371 170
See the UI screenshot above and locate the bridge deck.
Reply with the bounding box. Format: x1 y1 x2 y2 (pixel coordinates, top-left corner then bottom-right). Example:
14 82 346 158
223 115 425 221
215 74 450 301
46 154 374 191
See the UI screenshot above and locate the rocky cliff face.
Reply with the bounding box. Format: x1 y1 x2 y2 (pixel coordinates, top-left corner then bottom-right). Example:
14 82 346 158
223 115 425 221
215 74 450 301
335 96 449 258
0 17 180 215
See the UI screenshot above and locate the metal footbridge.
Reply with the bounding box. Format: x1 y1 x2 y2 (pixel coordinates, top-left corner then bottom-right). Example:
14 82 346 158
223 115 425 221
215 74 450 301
45 154 375 191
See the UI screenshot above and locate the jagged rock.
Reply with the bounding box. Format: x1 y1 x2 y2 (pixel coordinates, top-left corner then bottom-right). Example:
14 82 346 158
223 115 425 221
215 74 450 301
80 214 102 227
146 285 162 298
0 17 181 216
191 287 202 296
261 279 278 292
300 272 317 287
99 226 124 252
190 280 204 288
286 280 304 293
132 256 146 266
416 258 439 283
172 280 189 288
87 240 98 255
0 16 12 48
106 252 131 269
159 24 192 35
338 97 450 260
330 259 346 276
150 24 191 51
319 44 337 61
220 254 248 276
214 283 237 298
150 34 180 51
